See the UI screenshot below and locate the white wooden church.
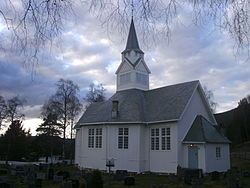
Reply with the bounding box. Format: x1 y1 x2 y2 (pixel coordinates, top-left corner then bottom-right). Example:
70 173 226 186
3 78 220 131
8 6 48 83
75 19 231 173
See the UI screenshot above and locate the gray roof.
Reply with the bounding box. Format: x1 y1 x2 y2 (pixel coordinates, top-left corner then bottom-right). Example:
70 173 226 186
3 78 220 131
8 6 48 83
183 115 231 143
75 80 200 128
122 18 143 54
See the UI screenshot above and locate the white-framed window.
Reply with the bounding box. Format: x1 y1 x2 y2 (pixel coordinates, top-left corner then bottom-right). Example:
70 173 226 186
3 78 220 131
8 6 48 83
118 128 129 149
95 128 102 148
151 127 171 151
161 128 171 150
88 128 95 148
216 147 221 159
120 73 131 84
151 128 160 150
88 128 102 148
136 72 147 85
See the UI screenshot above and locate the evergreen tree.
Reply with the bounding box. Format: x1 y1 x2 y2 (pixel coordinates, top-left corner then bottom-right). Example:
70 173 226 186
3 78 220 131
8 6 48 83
3 120 30 161
36 113 62 137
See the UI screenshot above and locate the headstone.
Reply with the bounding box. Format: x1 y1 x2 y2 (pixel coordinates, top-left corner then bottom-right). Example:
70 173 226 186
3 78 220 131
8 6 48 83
242 170 250 177
210 171 220 181
62 181 72 188
36 172 46 180
56 171 70 180
0 169 8 175
183 168 203 184
71 179 79 188
48 168 54 180
124 176 135 186
114 170 128 181
35 179 42 188
53 175 64 182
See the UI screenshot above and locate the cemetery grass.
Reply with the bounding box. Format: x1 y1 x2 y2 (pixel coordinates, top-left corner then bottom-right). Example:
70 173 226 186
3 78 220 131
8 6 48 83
2 156 249 188
41 157 250 188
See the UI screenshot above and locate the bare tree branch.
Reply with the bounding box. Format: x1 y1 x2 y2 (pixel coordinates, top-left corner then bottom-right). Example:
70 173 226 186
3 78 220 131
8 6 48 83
0 0 249 67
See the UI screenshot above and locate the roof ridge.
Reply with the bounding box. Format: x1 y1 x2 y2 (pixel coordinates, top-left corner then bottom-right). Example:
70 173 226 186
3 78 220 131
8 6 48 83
147 80 199 93
200 115 207 142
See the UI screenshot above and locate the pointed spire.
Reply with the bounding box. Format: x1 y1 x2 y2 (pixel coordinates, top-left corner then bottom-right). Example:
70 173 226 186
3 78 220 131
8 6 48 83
123 18 143 53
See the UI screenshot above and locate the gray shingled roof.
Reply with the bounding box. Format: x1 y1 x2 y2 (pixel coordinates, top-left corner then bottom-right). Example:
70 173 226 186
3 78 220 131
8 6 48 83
122 19 143 54
75 80 199 128
183 115 231 143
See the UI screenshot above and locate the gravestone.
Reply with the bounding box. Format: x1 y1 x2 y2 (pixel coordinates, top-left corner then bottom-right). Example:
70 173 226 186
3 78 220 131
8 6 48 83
53 175 64 182
210 171 220 181
124 176 135 186
114 170 128 181
62 181 72 188
48 168 54 180
36 172 46 180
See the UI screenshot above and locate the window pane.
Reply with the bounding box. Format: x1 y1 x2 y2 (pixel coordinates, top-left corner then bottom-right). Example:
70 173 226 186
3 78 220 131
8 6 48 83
124 128 129 135
162 137 166 150
155 137 159 150
166 128 170 135
88 137 91 148
118 128 123 135
151 129 155 136
155 128 159 136
151 137 155 150
118 136 123 149
124 136 128 149
162 128 166 136
216 147 221 158
166 137 171 150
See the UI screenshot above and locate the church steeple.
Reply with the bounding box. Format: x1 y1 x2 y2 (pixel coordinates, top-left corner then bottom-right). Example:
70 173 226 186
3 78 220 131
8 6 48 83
123 18 143 53
116 18 150 92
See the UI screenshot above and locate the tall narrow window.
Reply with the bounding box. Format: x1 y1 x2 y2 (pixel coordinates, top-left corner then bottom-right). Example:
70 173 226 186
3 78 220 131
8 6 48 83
95 128 102 148
88 128 94 148
120 72 131 85
118 128 129 149
161 128 171 150
136 72 147 85
151 128 160 150
216 147 221 159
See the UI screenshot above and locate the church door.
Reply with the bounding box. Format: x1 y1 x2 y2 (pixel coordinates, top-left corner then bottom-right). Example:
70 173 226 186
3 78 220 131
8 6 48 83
188 146 198 169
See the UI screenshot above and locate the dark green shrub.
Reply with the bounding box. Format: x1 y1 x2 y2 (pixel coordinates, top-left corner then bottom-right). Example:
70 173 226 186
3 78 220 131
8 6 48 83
90 170 103 188
0 168 8 175
124 176 135 186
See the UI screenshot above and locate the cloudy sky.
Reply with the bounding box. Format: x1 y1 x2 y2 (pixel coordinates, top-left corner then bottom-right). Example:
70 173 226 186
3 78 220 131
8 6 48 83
0 2 249 135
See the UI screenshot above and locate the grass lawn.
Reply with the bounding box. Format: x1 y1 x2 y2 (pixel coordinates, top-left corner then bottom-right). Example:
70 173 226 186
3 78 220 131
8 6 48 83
38 157 250 188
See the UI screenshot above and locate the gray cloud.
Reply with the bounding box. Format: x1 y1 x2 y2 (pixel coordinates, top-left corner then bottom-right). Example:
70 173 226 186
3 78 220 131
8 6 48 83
0 3 249 136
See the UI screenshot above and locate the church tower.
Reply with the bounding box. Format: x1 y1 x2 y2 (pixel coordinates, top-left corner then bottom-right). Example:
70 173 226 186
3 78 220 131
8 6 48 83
116 19 151 91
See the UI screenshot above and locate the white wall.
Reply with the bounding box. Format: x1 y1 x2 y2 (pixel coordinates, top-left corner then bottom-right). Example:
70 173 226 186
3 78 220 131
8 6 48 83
107 124 141 172
117 70 149 91
177 87 214 167
118 61 133 73
205 144 230 172
149 122 178 173
75 129 81 166
135 61 148 73
76 124 143 172
79 125 107 170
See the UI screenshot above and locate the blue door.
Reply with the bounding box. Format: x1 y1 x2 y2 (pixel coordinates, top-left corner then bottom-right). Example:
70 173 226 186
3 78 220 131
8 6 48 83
188 146 198 169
